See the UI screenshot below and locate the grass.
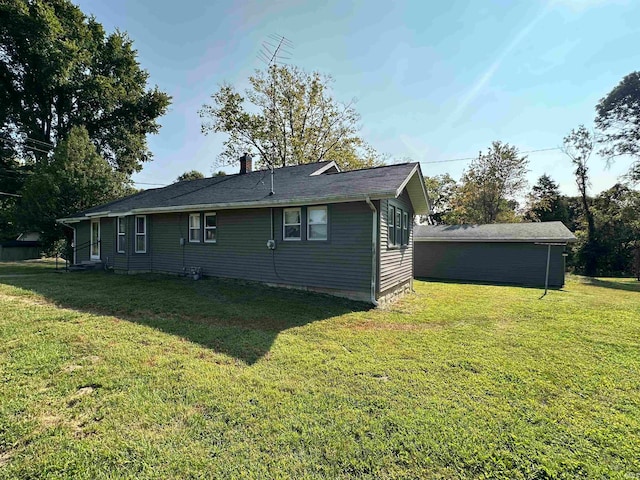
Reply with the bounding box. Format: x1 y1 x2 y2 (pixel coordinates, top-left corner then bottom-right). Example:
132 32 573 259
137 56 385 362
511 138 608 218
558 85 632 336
0 260 639 479
0 258 60 275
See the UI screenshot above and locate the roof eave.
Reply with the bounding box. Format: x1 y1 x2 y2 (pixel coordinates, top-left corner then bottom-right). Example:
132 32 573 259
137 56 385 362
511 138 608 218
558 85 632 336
61 192 399 220
395 164 430 215
414 237 576 243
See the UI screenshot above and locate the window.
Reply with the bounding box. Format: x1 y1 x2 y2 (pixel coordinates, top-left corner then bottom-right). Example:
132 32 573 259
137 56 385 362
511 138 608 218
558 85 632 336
204 212 217 243
388 206 395 246
307 206 328 241
402 211 409 246
117 217 125 253
395 209 402 247
189 213 201 242
135 216 146 253
283 208 301 241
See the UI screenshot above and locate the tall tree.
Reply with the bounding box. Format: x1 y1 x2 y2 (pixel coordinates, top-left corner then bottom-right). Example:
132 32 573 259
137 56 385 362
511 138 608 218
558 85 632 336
525 174 569 223
0 0 171 174
423 174 457 224
562 125 597 275
17 126 130 248
449 141 529 224
199 65 383 170
590 184 640 276
595 71 640 182
175 170 205 183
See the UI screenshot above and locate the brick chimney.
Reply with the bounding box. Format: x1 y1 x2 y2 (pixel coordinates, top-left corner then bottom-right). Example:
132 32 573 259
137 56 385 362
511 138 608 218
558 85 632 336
239 153 252 174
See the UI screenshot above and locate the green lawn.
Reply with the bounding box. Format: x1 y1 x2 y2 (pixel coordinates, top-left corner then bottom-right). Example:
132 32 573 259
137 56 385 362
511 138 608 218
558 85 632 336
0 261 639 479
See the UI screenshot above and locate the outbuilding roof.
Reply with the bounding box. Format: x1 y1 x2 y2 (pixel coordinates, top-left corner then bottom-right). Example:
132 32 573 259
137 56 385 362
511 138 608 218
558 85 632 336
58 161 430 222
414 222 576 243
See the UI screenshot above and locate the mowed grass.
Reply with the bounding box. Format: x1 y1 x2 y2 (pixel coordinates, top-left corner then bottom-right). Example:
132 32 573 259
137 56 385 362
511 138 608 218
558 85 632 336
0 262 639 479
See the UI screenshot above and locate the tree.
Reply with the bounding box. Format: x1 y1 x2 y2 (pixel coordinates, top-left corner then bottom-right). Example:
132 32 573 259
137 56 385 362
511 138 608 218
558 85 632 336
175 170 205 183
449 141 529 224
17 126 130 248
590 184 640 276
422 174 457 224
595 71 640 182
199 65 383 170
562 125 597 275
525 174 569 223
0 0 171 174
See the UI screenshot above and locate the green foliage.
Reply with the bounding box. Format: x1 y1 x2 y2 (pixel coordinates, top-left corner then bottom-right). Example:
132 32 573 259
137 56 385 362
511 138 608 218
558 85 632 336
525 174 570 223
0 269 639 478
449 141 528 224
595 71 640 182
423 174 457 224
200 65 384 171
175 170 205 183
590 184 640 276
17 126 130 248
563 126 597 275
0 0 171 174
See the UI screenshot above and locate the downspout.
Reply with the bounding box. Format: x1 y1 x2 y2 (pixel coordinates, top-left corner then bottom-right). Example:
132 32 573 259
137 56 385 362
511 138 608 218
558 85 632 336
365 196 379 306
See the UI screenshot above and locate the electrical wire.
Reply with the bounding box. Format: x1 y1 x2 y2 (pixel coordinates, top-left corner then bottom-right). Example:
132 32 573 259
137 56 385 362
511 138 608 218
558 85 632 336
421 147 561 165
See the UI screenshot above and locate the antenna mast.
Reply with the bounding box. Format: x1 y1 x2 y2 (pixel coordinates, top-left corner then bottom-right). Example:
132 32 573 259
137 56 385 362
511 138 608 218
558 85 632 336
257 34 293 195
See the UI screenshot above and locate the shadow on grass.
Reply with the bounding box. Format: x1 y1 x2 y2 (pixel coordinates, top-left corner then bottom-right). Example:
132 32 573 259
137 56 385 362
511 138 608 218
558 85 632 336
414 276 563 292
581 277 640 293
0 272 371 364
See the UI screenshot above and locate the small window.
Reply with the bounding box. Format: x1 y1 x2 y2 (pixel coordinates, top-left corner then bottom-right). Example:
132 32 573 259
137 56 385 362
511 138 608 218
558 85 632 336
189 213 201 243
307 206 327 241
388 206 396 246
204 212 217 243
135 216 146 253
402 211 409 246
283 208 301 241
395 209 402 246
117 217 125 253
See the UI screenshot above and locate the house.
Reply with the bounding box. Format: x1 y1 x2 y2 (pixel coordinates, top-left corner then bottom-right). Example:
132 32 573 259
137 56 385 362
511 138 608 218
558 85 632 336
414 222 576 287
57 158 430 304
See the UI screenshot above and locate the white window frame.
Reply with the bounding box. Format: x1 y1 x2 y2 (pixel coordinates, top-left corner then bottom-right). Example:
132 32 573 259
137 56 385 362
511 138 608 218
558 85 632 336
189 213 201 243
117 217 125 253
204 212 217 243
307 205 328 241
135 215 147 253
283 207 302 241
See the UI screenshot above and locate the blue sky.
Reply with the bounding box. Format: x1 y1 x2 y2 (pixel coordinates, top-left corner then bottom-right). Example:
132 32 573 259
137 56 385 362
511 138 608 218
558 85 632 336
76 0 640 197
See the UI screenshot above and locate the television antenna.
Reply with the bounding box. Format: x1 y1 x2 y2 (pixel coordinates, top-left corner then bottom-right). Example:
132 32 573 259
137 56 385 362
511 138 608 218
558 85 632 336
256 35 294 193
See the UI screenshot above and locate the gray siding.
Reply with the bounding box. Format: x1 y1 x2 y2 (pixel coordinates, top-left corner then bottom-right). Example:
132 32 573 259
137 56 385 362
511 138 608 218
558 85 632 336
414 242 567 287
75 221 90 263
137 202 373 296
379 190 414 294
100 217 115 267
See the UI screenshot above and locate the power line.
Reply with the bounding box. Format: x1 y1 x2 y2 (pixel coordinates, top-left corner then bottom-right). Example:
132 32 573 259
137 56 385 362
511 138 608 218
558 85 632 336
0 191 21 197
421 147 561 165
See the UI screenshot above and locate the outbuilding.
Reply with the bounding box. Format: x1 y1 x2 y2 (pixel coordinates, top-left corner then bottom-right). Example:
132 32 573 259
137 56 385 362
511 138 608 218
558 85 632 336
414 222 576 287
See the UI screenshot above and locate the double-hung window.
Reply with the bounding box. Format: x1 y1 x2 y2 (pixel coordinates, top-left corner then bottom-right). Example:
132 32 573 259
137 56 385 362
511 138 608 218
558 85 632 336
283 208 301 241
388 206 396 246
189 214 201 242
204 212 217 243
307 206 327 241
395 209 402 247
117 217 126 253
135 216 146 253
402 211 409 246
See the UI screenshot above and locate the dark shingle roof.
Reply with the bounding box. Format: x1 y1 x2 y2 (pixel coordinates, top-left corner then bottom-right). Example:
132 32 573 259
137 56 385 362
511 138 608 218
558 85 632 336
414 222 576 243
65 161 428 219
